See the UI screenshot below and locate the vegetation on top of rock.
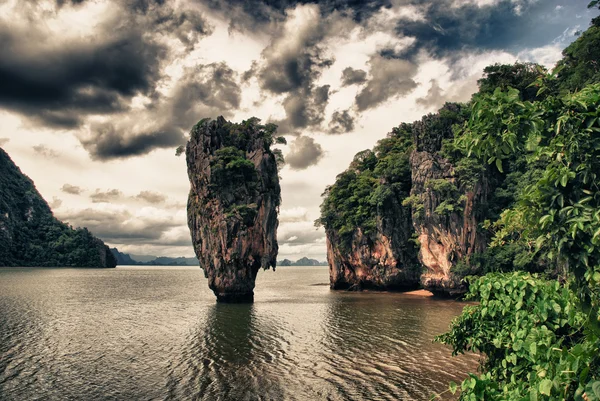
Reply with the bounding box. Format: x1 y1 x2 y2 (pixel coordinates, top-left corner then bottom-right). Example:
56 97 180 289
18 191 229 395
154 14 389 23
315 123 413 249
0 148 116 267
186 116 281 302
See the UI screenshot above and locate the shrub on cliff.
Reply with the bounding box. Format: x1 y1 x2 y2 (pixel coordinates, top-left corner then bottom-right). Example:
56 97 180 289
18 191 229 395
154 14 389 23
315 124 413 249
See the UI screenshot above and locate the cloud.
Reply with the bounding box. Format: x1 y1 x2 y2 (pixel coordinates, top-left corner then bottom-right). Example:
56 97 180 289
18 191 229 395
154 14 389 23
0 138 10 147
32 145 60 158
277 220 324 246
49 196 63 209
90 189 123 203
285 136 324 170
57 206 190 246
355 55 418 111
135 190 167 204
395 0 591 58
279 207 309 223
61 183 84 195
341 67 367 86
80 62 242 159
328 109 355 134
256 5 342 134
0 0 212 151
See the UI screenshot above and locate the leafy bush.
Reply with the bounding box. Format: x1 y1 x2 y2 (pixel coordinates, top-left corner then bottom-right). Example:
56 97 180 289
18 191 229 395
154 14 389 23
436 273 600 401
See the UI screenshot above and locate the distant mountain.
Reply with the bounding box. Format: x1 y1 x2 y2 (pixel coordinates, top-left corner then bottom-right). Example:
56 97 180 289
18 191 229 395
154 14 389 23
0 148 116 268
278 257 327 266
110 248 139 265
109 248 198 266
128 254 158 263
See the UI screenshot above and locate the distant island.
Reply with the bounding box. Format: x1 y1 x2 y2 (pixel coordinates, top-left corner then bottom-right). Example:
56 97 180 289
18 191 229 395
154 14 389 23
110 248 198 266
111 248 326 267
278 257 327 266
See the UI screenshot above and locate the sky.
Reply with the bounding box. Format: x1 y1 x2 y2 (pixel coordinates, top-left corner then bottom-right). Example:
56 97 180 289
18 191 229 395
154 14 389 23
0 0 597 260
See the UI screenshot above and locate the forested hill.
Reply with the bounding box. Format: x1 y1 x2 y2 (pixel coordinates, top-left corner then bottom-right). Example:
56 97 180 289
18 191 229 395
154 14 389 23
0 148 116 267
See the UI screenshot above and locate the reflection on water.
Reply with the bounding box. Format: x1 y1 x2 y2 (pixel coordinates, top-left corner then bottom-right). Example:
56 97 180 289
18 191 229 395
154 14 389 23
166 304 287 400
0 266 478 400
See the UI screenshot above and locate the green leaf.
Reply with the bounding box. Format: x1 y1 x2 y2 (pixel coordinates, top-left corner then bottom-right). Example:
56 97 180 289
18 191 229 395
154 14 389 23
561 174 568 187
449 381 458 395
496 158 503 173
585 381 600 401
539 379 552 396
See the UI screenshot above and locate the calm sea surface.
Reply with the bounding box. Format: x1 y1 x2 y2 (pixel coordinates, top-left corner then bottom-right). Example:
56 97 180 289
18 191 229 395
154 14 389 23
0 266 478 401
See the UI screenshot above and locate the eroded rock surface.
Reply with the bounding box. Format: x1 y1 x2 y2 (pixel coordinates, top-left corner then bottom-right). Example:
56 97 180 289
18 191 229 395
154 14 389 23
186 117 281 302
409 138 488 296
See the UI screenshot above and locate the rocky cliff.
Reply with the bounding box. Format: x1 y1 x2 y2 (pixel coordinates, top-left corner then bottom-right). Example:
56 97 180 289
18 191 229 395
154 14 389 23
318 124 422 291
319 105 490 296
0 147 116 268
186 117 281 303
409 108 488 296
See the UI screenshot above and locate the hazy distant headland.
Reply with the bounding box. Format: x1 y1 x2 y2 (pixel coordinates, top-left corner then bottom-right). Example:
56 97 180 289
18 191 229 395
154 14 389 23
278 257 327 266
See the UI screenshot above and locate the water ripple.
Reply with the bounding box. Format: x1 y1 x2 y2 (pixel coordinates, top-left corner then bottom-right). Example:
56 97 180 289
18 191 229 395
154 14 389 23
0 267 479 401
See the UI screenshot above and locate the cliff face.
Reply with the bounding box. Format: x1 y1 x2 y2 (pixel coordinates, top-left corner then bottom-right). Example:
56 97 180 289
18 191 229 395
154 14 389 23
320 124 421 292
186 117 280 303
0 148 116 268
409 113 488 295
327 199 420 291
321 105 488 296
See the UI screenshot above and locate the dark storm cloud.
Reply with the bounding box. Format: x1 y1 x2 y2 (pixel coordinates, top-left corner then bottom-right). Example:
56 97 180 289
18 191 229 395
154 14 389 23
285 136 324 170
90 189 123 203
135 190 167 204
81 62 241 159
0 0 211 154
57 208 186 244
32 145 60 158
61 184 84 195
395 0 594 58
204 0 391 28
254 5 349 134
341 67 367 86
355 55 418 111
328 109 355 134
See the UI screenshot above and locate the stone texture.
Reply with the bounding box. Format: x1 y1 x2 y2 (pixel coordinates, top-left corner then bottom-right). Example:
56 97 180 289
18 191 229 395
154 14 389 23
326 184 421 291
409 121 488 296
186 117 280 303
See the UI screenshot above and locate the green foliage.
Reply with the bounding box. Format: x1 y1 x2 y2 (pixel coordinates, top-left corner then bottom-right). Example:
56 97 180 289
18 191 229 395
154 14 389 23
477 62 546 102
455 87 543 174
426 179 464 216
0 149 116 267
436 273 600 401
316 124 414 249
556 16 600 94
452 242 543 279
402 194 424 219
190 117 282 227
226 204 258 227
438 19 600 401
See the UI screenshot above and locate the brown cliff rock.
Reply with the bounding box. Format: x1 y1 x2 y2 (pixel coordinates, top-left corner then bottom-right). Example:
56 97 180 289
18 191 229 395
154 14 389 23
322 126 421 292
326 210 420 291
185 117 281 303
409 109 488 296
